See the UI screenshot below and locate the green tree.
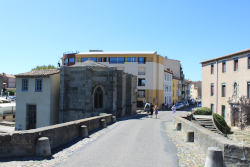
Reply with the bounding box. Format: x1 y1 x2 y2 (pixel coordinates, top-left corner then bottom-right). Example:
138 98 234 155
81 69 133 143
32 65 56 70
6 89 16 96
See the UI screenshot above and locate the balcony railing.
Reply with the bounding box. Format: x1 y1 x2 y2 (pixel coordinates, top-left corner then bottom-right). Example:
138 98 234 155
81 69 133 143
138 72 146 75
63 51 79 55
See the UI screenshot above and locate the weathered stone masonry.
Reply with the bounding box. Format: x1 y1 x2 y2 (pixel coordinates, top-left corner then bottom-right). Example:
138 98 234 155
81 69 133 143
59 60 137 123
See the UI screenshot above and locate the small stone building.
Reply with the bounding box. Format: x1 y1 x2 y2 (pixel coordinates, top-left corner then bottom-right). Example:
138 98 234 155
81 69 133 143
59 60 137 123
15 70 60 130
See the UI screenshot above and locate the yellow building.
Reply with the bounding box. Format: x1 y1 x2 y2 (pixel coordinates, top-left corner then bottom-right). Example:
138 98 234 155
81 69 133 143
61 50 165 108
172 77 180 104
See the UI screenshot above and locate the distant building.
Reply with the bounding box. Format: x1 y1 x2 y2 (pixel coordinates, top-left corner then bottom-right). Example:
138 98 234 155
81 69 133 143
0 73 16 93
15 70 60 130
173 76 182 103
163 69 173 106
201 49 250 125
190 81 202 101
164 58 187 102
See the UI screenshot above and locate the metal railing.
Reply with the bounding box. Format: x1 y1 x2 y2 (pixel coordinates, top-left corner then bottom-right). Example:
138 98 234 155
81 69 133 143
63 51 79 55
138 72 146 75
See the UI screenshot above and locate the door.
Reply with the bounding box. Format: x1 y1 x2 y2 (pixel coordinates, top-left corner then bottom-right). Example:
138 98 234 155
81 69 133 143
27 105 36 129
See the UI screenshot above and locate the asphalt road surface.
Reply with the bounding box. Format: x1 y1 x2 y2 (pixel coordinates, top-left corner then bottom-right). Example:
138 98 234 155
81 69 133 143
57 110 190 167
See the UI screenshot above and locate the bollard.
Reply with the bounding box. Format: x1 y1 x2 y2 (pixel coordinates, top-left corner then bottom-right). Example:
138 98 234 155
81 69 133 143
35 137 51 157
79 125 88 138
111 116 116 123
184 130 194 142
101 119 107 128
205 147 223 167
176 123 181 131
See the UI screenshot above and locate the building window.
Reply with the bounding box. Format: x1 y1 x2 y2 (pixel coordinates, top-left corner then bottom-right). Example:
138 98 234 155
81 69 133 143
138 67 146 75
82 57 97 62
222 60 226 73
127 57 131 62
248 82 250 99
222 105 225 118
165 96 166 103
69 58 74 63
173 90 174 97
94 87 103 108
64 59 68 65
138 57 145 64
110 57 125 64
211 104 214 113
98 57 102 62
211 83 214 96
222 83 226 97
3 116 5 119
132 57 137 62
138 90 145 97
75 58 76 62
248 55 250 69
35 79 42 92
22 79 28 91
138 78 145 86
211 63 214 74
173 82 175 87
103 57 108 62
234 58 238 71
176 90 178 96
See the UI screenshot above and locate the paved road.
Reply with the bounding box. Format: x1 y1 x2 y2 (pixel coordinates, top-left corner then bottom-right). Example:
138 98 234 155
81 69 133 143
57 111 185 167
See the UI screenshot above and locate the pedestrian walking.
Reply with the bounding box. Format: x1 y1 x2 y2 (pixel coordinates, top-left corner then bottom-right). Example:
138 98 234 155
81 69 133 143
172 105 176 117
164 102 168 109
154 105 158 119
150 103 154 118
144 102 150 117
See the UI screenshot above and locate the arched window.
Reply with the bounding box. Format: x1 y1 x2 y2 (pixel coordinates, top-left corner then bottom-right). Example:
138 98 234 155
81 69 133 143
94 87 103 108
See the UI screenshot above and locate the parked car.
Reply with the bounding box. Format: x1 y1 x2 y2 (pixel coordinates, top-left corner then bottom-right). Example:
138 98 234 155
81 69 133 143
184 101 189 107
179 103 184 108
10 96 16 101
175 104 180 110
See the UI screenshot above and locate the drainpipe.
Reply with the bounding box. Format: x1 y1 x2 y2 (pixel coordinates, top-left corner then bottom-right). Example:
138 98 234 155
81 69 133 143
216 59 218 114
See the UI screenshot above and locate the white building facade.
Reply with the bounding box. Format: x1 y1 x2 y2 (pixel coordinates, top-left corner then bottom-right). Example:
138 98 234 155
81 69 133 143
163 70 173 105
15 70 60 130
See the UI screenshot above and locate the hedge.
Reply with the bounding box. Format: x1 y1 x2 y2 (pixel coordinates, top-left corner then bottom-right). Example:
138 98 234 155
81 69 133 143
213 113 231 134
193 107 212 115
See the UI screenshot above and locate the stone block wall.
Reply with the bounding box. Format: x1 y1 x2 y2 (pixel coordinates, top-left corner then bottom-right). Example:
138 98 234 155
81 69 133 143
59 64 137 123
0 114 112 158
175 116 250 167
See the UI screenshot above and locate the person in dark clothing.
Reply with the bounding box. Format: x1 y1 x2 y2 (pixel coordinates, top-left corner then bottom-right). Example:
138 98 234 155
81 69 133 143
150 103 154 118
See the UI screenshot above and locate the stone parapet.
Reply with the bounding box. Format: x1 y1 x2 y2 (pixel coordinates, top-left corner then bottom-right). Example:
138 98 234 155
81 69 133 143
0 114 112 158
175 116 250 167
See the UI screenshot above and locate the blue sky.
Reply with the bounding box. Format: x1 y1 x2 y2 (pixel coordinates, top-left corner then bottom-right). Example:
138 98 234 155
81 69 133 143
1 0 249 81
